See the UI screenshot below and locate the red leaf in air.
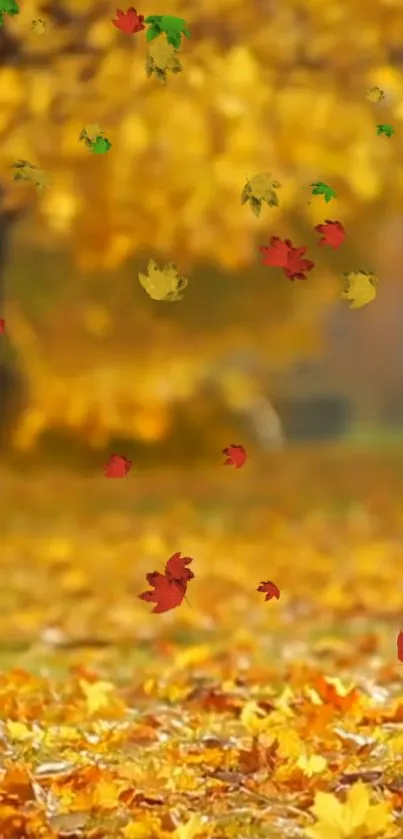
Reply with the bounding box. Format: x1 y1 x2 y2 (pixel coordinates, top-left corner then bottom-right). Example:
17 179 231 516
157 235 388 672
139 554 195 614
260 237 314 280
112 7 145 34
104 454 132 478
257 581 280 601
397 631 403 662
314 220 345 249
0 319 5 334
283 242 315 281
260 237 290 268
165 552 195 585
223 444 247 469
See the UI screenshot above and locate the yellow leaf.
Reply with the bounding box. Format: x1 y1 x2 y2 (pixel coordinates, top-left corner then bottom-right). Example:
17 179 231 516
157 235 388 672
240 701 269 735
342 270 378 309
6 721 33 741
296 753 327 776
174 814 207 839
138 260 188 302
366 86 385 103
122 820 158 839
79 680 116 714
307 782 397 839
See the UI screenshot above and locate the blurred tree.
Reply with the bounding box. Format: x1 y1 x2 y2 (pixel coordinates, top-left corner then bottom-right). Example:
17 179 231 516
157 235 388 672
0 0 402 450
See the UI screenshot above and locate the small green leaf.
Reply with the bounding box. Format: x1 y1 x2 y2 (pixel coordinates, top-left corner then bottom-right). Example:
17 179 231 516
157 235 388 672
146 24 161 42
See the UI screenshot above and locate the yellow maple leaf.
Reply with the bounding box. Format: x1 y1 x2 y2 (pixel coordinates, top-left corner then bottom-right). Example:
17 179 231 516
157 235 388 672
31 19 47 35
174 814 208 839
138 259 188 302
6 721 33 741
296 753 327 776
342 270 378 309
123 818 161 839
366 86 385 103
240 700 270 735
307 781 398 839
79 679 116 714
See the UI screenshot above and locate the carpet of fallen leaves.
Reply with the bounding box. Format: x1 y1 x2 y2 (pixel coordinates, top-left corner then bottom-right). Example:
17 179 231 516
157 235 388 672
2 448 403 839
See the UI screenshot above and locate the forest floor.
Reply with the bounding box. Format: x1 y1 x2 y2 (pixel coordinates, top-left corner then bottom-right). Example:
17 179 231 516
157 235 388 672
1 447 403 839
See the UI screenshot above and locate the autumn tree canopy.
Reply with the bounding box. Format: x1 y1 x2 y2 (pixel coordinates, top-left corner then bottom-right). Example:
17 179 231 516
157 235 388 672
1 0 402 449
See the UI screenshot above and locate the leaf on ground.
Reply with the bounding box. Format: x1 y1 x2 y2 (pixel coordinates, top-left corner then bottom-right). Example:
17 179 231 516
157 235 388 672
307 781 397 839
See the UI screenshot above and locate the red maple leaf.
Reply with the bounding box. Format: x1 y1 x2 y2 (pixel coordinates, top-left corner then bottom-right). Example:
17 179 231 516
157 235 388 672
164 552 195 585
257 581 280 601
112 7 145 34
0 319 4 334
104 454 132 478
139 553 195 614
260 238 314 280
397 631 403 662
314 219 345 249
223 444 247 469
259 237 290 268
283 243 315 280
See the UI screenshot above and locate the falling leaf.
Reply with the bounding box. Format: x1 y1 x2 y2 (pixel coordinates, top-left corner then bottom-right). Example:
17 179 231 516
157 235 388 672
145 37 183 82
145 15 190 49
30 18 47 34
397 631 403 662
241 172 282 217
260 237 314 281
139 553 194 614
311 181 337 203
112 7 145 35
376 123 395 138
366 86 385 103
104 454 132 478
222 444 247 468
257 580 280 601
11 160 52 192
258 236 289 267
314 220 345 249
80 123 103 143
79 126 112 154
138 259 188 301
0 0 19 25
342 270 378 309
0 318 5 334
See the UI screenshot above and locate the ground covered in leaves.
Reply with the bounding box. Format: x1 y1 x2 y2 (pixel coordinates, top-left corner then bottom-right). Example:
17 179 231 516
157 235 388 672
2 448 403 839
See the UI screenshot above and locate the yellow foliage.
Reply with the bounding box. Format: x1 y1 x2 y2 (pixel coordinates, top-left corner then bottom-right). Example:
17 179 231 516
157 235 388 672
307 782 398 839
2 0 403 447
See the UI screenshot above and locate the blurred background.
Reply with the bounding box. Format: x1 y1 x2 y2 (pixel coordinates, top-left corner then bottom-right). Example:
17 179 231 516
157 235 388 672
0 0 403 467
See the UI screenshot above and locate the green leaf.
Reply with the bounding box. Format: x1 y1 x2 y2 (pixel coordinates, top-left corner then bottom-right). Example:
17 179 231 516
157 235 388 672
146 24 161 42
89 136 112 155
310 181 337 202
376 123 395 138
0 0 20 14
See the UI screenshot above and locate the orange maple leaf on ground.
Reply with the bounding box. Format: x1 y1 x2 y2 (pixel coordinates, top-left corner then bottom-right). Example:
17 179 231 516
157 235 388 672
138 553 194 613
